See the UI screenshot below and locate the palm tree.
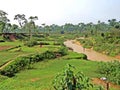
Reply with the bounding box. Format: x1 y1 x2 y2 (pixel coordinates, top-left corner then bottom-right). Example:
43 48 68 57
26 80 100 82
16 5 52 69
28 16 38 39
41 23 46 33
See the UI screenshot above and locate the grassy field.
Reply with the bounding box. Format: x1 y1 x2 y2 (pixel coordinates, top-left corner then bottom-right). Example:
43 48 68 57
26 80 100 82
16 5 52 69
0 40 60 66
0 35 119 90
0 59 99 90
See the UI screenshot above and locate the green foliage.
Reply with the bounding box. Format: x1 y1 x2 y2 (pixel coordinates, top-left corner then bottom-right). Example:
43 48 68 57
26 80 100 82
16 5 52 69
57 46 68 56
93 37 120 56
78 53 87 60
98 61 120 85
64 52 88 60
24 40 38 47
0 56 35 77
78 36 120 56
78 39 93 49
42 51 56 59
0 21 5 32
0 59 100 90
0 48 68 77
39 42 50 45
53 64 93 90
53 42 62 45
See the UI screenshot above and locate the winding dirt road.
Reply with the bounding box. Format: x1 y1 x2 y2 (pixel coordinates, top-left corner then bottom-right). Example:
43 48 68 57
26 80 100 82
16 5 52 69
64 40 119 62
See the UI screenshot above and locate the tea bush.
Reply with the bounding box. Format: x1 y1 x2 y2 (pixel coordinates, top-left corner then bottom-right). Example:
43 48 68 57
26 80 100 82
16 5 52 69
97 61 120 85
57 46 68 56
39 42 50 45
24 40 38 47
53 64 93 90
0 48 68 77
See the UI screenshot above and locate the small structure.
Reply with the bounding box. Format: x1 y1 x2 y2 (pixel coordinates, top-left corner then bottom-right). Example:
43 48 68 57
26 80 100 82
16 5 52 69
100 77 109 90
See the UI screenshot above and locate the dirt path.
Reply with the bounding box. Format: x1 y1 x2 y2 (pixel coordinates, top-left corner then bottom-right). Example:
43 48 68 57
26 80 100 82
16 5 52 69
0 46 12 51
0 60 14 70
64 40 119 62
0 54 29 70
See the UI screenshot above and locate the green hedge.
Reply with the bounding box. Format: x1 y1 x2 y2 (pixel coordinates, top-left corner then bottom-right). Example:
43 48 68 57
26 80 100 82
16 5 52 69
64 52 87 60
0 47 68 77
24 40 38 47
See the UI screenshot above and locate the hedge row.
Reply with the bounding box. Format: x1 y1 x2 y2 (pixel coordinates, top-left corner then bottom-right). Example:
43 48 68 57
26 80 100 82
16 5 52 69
0 47 68 77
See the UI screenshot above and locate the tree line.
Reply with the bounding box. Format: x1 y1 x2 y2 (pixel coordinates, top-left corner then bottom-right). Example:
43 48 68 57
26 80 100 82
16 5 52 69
0 10 120 39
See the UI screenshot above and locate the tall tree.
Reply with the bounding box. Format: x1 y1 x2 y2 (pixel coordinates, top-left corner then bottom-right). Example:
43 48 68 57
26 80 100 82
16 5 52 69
0 10 10 33
11 24 19 32
14 14 27 28
108 19 117 27
28 16 38 39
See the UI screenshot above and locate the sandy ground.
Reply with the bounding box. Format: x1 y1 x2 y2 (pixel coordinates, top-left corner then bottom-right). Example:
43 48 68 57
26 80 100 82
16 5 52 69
64 40 119 62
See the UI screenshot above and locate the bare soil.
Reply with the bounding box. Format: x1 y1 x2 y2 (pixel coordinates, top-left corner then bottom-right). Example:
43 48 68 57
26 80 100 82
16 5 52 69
116 55 120 59
92 78 120 90
64 40 120 62
0 46 11 51
9 34 16 41
30 78 40 82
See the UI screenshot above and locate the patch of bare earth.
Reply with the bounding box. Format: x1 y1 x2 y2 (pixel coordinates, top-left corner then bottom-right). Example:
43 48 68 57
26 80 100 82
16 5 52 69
115 55 120 59
30 78 40 82
9 34 16 41
64 40 120 62
0 46 12 51
92 78 120 90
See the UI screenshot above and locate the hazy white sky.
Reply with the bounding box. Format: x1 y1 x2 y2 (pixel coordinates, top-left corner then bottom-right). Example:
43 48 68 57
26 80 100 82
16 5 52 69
0 0 120 25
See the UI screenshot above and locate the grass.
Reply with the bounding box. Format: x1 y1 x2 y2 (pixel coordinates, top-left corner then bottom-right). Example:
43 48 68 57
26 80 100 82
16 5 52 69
0 40 60 66
0 40 23 46
0 59 99 90
0 52 24 66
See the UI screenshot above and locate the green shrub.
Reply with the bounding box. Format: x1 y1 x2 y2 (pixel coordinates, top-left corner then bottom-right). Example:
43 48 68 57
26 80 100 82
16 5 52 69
57 46 68 56
97 61 120 85
42 51 56 59
0 54 43 77
78 53 87 59
24 40 37 47
53 42 62 45
39 42 50 45
53 64 93 90
65 53 88 60
0 49 68 77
